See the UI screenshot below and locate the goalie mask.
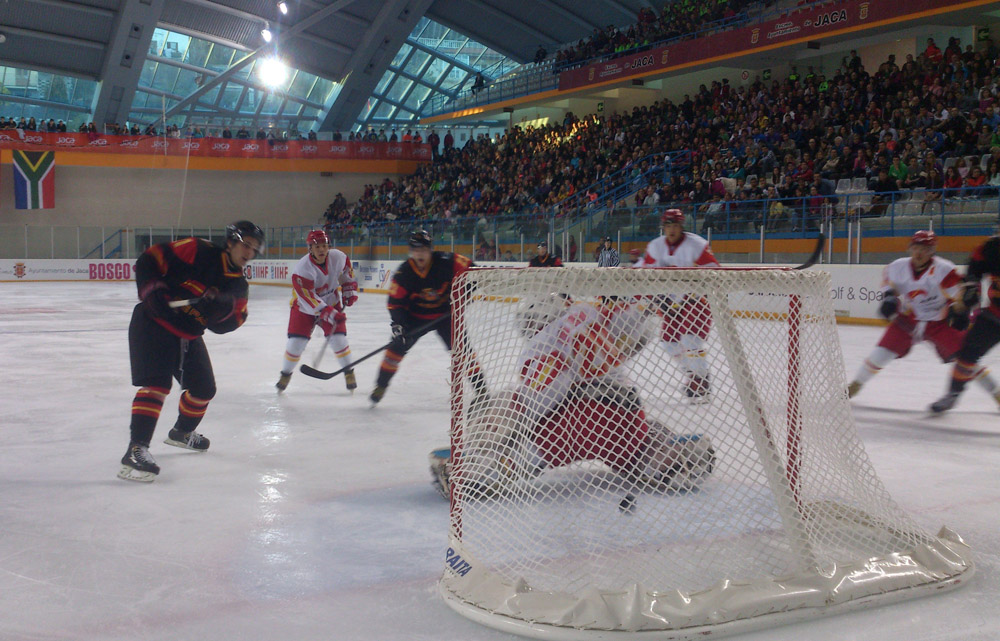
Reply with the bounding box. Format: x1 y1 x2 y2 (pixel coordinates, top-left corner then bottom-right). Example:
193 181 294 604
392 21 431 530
517 293 572 337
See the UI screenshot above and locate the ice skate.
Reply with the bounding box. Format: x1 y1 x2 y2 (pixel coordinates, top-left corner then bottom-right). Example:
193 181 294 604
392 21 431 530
164 427 210 451
118 442 160 482
369 384 387 406
275 371 292 392
344 369 357 392
930 391 960 414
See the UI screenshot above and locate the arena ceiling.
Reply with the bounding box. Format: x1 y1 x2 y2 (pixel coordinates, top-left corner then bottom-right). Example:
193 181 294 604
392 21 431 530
0 0 654 132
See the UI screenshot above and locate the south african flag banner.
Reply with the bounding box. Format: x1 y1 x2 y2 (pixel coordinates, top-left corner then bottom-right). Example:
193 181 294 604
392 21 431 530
12 150 55 209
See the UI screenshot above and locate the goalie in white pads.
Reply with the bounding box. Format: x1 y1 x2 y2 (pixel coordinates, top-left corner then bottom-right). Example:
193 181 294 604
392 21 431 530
847 230 1000 404
276 229 359 392
633 208 720 400
430 296 714 499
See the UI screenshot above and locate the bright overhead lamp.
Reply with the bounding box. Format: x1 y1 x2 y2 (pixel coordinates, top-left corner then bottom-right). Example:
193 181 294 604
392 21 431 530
277 1 289 15
261 22 273 43
258 57 288 88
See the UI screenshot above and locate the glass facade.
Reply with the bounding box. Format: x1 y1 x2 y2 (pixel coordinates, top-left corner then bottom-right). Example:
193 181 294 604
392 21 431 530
129 27 340 135
0 65 97 130
355 17 510 133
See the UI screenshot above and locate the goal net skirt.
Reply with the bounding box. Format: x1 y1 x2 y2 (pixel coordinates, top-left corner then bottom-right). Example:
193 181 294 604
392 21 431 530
441 266 972 639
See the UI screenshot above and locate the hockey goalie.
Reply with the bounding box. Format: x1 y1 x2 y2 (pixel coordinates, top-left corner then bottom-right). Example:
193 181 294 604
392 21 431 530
430 296 715 499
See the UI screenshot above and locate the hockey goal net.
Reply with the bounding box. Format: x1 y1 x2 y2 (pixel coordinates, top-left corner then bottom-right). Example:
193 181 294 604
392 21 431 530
442 265 972 639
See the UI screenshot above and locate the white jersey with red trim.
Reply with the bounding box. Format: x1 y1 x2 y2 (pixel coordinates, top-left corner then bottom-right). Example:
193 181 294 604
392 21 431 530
289 249 355 315
882 255 962 321
634 232 719 268
516 301 647 420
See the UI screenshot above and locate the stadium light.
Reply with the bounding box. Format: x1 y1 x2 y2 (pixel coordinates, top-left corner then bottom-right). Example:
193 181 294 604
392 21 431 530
277 1 288 15
258 57 288 88
261 22 273 43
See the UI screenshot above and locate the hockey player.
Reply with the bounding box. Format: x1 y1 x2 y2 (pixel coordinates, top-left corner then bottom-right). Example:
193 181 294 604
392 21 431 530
849 230 1000 404
931 234 1000 413
430 297 714 499
370 229 484 405
633 208 720 400
528 240 562 267
119 220 264 482
276 229 359 392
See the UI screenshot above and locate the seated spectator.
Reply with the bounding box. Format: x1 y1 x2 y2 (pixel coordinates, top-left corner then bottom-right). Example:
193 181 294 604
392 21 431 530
867 168 898 217
965 166 987 196
943 166 963 196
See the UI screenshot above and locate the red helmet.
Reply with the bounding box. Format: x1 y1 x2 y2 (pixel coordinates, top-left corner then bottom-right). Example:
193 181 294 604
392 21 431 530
910 230 937 247
661 209 685 225
307 229 330 245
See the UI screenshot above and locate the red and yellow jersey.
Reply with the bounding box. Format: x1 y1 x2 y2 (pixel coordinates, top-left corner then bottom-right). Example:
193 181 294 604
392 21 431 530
135 237 249 339
387 251 473 322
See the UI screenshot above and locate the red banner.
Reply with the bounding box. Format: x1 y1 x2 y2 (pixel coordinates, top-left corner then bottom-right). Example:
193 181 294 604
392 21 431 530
0 131 432 161
560 0 959 90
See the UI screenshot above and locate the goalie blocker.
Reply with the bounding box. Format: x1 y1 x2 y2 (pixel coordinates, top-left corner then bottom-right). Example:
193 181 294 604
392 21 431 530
429 379 715 499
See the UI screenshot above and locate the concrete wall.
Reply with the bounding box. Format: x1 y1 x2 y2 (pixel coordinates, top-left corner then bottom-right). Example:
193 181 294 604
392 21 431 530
0 162 389 229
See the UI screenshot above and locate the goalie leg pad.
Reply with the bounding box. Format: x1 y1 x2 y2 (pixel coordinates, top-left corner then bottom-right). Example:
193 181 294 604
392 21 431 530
429 447 452 499
642 431 715 494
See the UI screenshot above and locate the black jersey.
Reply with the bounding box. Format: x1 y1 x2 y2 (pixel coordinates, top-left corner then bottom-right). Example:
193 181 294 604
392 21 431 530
529 254 563 267
387 251 473 323
135 237 249 339
968 236 1000 315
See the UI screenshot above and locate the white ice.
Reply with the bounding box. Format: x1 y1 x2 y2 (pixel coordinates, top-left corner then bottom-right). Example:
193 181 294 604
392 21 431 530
1 281 998 641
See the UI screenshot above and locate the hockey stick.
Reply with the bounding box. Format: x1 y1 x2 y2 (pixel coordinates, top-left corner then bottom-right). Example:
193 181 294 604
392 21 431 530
299 313 451 380
793 232 825 270
167 297 202 308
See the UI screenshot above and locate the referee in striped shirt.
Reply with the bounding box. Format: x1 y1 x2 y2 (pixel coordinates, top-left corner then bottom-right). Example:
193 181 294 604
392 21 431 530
596 237 620 267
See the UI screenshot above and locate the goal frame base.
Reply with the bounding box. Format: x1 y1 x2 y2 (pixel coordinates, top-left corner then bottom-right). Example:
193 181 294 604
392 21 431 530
440 526 973 640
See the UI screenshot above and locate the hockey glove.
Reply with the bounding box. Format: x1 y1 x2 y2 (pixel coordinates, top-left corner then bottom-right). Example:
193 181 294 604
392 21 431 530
391 323 407 346
341 282 359 307
139 280 175 319
948 306 971 331
194 287 236 321
878 293 899 319
318 305 336 324
961 282 981 310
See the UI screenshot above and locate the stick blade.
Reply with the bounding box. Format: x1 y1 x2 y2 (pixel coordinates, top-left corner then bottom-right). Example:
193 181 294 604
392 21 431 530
300 364 336 380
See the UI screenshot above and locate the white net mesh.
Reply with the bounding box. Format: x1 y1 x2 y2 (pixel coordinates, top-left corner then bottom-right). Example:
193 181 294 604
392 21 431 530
441 266 972 638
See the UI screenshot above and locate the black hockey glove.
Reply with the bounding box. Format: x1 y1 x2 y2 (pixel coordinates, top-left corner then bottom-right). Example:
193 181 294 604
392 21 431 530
391 323 407 346
139 280 175 319
948 306 971 331
961 282 981 310
194 287 236 323
878 293 899 320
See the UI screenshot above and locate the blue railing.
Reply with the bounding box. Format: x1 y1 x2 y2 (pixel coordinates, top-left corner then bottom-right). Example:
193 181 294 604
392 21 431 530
83 228 125 259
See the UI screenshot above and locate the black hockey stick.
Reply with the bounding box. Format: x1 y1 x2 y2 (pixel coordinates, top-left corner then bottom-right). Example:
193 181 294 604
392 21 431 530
299 313 451 380
793 232 825 270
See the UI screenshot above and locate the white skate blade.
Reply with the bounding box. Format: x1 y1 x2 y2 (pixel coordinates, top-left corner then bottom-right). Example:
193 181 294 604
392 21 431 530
117 465 157 482
163 437 208 451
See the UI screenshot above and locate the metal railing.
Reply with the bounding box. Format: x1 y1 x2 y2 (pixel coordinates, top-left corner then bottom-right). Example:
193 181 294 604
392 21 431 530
4 187 995 264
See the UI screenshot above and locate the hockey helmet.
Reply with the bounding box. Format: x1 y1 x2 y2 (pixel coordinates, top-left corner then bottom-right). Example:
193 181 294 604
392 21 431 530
910 230 937 248
661 209 685 225
408 229 433 248
306 229 330 246
226 220 266 256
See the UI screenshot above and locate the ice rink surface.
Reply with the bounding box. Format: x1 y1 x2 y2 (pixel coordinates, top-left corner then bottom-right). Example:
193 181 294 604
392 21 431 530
1 280 999 641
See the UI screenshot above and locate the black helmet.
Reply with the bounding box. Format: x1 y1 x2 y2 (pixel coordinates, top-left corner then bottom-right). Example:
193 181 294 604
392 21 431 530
408 229 433 248
226 220 266 256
